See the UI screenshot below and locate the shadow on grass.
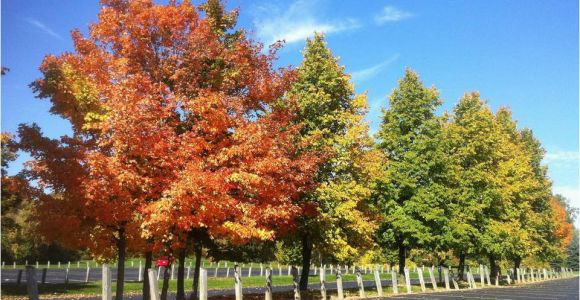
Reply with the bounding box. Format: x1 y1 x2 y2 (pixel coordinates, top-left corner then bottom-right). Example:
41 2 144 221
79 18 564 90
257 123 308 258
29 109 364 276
1 282 101 296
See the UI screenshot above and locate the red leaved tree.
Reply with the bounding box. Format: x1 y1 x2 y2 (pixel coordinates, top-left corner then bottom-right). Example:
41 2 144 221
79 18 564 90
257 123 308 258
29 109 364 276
23 1 320 299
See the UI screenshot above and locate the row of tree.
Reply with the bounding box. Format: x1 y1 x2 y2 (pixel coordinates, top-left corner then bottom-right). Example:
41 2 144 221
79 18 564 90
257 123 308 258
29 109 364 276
1 1 576 300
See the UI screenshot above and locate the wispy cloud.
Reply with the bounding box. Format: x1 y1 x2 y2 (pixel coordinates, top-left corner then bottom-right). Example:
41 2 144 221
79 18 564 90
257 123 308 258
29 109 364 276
553 185 580 225
25 18 62 40
351 54 400 83
544 150 579 163
253 0 360 45
374 6 413 25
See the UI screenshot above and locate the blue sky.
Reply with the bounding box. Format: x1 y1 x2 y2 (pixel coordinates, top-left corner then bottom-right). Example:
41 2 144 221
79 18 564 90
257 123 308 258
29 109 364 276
2 0 579 222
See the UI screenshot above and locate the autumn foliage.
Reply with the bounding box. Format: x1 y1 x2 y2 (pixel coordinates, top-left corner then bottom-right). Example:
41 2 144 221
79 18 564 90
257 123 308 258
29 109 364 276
23 0 320 298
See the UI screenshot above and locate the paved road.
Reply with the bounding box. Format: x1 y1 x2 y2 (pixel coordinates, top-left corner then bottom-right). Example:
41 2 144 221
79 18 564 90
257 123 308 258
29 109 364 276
71 276 578 300
381 277 579 300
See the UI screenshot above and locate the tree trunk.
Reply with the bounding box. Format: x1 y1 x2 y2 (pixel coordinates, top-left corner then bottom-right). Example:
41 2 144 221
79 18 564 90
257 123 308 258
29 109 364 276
142 251 153 300
161 265 170 300
176 248 186 300
189 240 202 300
458 252 466 281
488 255 498 278
398 242 406 275
299 233 312 291
513 256 521 279
115 227 127 300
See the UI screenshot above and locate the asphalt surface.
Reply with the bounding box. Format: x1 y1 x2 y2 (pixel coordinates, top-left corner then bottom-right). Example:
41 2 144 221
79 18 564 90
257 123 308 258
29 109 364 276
382 277 579 300
70 276 580 300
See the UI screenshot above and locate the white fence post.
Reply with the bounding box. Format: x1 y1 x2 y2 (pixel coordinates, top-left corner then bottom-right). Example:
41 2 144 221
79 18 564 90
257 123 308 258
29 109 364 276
319 265 326 299
102 264 112 300
404 267 412 294
85 263 91 283
355 267 365 298
443 267 450 290
291 266 301 300
148 269 160 300
428 267 438 290
234 265 243 300
265 268 273 300
374 267 383 297
336 269 344 300
200 268 208 300
391 271 399 294
417 268 426 292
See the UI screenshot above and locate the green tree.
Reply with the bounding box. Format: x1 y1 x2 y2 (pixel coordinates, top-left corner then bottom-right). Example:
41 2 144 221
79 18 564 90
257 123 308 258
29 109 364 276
288 33 382 290
438 92 499 279
374 69 443 274
566 228 579 271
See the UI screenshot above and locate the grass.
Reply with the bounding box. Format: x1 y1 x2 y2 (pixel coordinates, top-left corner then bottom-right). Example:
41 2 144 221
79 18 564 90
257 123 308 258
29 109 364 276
0 273 431 297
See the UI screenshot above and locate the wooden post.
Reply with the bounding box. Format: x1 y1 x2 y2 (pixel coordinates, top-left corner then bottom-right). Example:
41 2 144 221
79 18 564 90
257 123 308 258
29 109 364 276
26 266 39 300
373 267 383 297
214 266 218 278
478 265 484 287
148 269 160 300
451 277 459 290
102 264 112 300
466 271 473 289
248 266 252 277
138 261 143 282
404 267 412 294
391 271 398 294
85 264 91 283
417 268 426 292
200 268 208 300
291 266 300 300
265 268 273 300
47 261 50 269
355 267 365 298
278 265 282 276
336 269 344 300
226 267 230 278
16 269 23 285
319 265 326 299
36 261 39 269
234 265 243 300
65 268 70 285
260 263 264 277
485 266 491 285
428 267 438 290
443 267 450 290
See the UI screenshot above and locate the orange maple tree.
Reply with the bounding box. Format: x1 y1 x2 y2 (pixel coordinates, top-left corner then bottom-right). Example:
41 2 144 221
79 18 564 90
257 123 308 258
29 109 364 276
550 197 574 255
24 0 320 299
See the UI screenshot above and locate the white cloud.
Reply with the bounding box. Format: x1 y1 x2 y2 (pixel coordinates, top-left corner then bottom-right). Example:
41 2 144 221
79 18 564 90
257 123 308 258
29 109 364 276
351 54 400 83
544 150 579 163
253 0 360 45
25 18 63 40
375 6 413 25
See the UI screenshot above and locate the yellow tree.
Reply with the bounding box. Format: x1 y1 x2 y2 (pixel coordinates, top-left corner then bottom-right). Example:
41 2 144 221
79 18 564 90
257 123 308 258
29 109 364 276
287 33 383 290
